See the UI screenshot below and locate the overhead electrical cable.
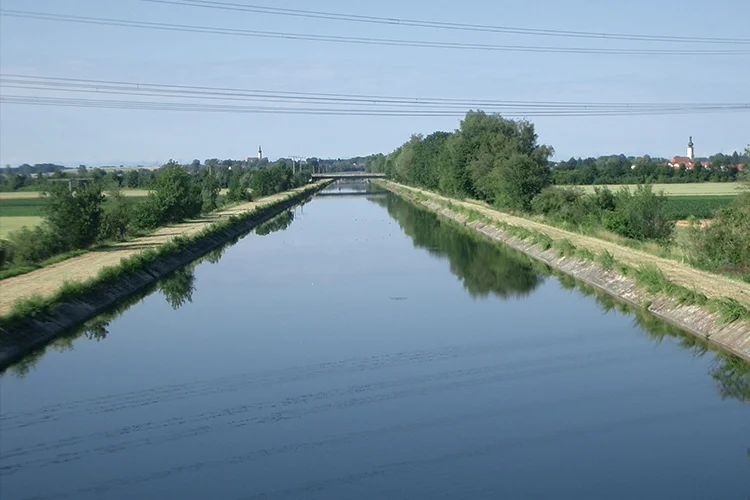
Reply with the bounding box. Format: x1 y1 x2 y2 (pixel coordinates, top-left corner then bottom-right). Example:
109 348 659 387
141 0 750 46
3 75 746 112
2 10 749 56
2 95 748 117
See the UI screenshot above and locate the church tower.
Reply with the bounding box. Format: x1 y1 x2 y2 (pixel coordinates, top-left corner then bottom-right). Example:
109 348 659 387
687 136 694 161
258 146 263 160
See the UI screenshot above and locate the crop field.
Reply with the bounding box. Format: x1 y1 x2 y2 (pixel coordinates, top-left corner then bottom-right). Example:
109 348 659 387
577 183 743 196
663 196 735 220
0 217 44 238
0 189 151 200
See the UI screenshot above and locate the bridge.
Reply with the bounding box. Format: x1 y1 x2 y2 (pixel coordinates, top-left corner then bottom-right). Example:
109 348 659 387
311 172 386 180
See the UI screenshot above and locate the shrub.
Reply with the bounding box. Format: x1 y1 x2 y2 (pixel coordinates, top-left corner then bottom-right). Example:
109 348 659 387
6 225 64 265
131 196 163 230
609 185 674 241
99 190 132 242
531 186 586 223
689 193 750 279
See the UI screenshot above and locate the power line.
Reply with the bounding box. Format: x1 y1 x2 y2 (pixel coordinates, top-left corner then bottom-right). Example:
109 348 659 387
2 95 748 117
3 10 749 56
4 75 746 112
142 0 750 46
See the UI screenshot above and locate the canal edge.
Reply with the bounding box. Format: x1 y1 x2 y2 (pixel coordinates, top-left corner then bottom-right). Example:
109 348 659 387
0 180 333 369
378 181 750 363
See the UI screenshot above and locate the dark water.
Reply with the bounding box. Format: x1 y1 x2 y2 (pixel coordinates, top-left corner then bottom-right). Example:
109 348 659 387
1 183 749 500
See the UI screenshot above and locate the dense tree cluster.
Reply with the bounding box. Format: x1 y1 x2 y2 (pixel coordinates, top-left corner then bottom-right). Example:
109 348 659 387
368 111 554 210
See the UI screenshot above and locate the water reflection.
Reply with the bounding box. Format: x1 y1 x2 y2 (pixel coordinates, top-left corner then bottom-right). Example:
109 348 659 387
373 195 544 300
255 210 294 236
3 193 749 409
377 195 750 405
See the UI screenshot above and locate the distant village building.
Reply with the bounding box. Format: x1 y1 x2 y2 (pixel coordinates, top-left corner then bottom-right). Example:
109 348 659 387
244 146 264 166
669 136 705 169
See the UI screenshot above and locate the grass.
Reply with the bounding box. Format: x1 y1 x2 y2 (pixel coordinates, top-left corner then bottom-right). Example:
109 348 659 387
576 183 743 196
0 182 328 327
0 217 44 238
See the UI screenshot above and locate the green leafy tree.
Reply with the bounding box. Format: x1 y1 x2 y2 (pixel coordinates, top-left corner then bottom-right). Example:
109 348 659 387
200 174 221 212
151 161 202 223
46 182 105 249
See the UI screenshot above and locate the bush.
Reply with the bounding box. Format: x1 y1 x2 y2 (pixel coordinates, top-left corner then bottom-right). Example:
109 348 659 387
689 193 750 279
608 185 674 241
532 186 586 223
131 196 162 230
99 191 132 242
5 225 64 265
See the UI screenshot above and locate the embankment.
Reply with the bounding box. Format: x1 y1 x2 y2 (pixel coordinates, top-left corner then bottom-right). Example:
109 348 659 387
379 181 750 362
0 181 331 368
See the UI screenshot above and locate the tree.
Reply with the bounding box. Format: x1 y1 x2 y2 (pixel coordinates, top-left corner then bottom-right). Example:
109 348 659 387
46 182 105 249
78 165 88 178
201 174 221 211
150 161 202 223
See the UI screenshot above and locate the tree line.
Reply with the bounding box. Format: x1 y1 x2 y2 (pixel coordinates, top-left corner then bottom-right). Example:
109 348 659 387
0 161 310 273
370 112 749 280
551 153 745 185
1 155 371 193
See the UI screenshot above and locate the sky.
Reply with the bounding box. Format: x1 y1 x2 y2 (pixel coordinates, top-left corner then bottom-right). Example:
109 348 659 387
0 0 748 166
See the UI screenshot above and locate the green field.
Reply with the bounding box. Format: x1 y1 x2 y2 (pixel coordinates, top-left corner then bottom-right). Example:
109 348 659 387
0 217 44 238
578 183 744 196
663 196 735 220
0 198 49 217
0 196 149 218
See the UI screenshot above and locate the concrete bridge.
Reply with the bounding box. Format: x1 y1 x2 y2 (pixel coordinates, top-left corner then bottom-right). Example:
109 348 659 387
311 172 386 180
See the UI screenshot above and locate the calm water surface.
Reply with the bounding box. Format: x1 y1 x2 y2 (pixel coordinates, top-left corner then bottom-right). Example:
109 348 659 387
1 184 749 499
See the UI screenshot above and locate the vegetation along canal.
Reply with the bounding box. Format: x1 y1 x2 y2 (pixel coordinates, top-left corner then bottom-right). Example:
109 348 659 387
1 182 748 499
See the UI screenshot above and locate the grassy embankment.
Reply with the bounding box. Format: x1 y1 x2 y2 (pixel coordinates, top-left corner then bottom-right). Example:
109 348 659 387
0 181 330 325
502 183 742 271
380 181 750 326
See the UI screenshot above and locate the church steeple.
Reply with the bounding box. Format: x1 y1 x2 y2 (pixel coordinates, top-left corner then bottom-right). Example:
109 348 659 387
687 136 694 161
258 146 263 160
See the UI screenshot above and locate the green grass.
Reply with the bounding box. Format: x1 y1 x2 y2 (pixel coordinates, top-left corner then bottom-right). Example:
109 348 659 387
0 217 44 238
0 198 49 217
0 196 149 219
577 183 743 196
663 196 735 220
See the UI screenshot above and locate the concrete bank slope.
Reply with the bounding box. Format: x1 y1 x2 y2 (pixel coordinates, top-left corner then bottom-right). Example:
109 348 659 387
381 182 750 363
0 181 331 369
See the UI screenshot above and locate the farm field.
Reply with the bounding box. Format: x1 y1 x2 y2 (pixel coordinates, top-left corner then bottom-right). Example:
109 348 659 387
663 196 735 220
0 189 150 199
0 217 44 238
577 183 743 196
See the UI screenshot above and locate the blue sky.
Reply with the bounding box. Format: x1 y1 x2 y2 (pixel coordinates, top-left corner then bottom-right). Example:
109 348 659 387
1 0 748 166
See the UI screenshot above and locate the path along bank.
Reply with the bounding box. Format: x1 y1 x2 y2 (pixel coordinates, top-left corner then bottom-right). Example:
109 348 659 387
0 181 332 368
377 180 750 362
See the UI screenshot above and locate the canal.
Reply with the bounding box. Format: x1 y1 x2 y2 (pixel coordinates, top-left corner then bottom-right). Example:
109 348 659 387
1 183 749 499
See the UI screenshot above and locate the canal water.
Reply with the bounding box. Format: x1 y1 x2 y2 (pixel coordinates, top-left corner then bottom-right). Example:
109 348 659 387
2 183 749 499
